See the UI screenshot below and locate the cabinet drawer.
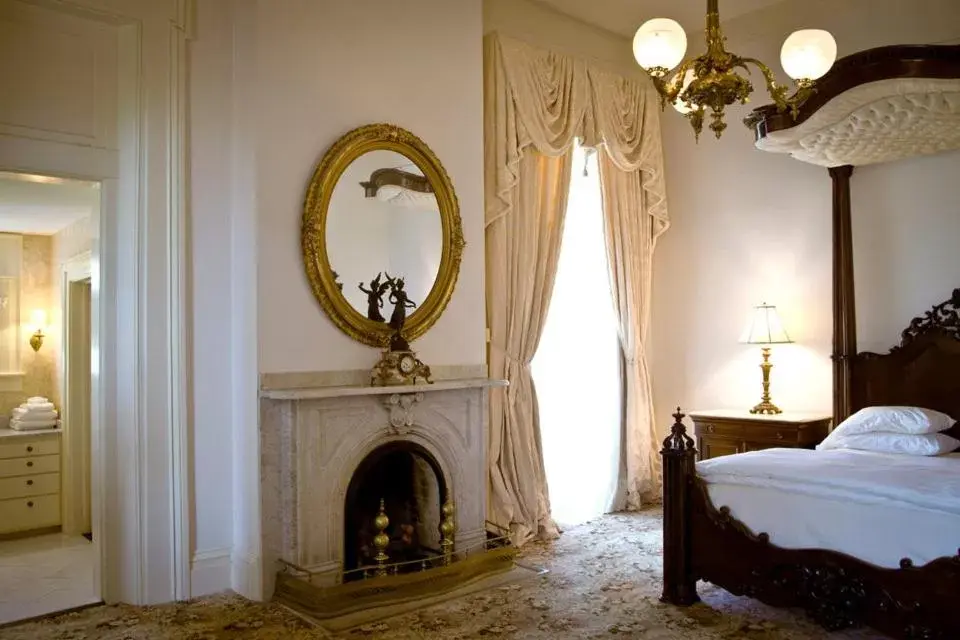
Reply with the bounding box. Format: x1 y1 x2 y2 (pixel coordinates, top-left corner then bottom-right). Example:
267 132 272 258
0 472 59 500
698 435 741 460
695 420 799 444
0 436 60 460
0 455 60 478
0 493 60 534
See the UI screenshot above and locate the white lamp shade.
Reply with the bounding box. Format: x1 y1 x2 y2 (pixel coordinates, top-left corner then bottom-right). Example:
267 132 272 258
671 69 698 114
780 29 837 80
740 303 793 345
633 19 687 71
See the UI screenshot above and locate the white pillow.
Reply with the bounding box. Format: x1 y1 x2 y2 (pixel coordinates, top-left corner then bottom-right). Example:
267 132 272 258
830 406 956 437
816 432 960 456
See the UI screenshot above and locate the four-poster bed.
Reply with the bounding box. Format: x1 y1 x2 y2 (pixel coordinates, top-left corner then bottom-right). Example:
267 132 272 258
661 43 960 639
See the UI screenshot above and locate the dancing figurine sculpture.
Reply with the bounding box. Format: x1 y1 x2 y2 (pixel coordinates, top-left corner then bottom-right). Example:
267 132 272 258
358 273 390 322
385 274 417 328
382 273 417 351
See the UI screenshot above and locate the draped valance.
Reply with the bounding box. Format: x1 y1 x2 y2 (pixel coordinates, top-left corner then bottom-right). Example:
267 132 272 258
484 32 669 232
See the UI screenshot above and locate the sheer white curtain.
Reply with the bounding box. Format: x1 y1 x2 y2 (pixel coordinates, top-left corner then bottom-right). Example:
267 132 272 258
532 143 621 526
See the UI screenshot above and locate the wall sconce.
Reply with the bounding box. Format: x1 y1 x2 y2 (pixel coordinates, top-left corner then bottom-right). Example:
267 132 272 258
29 309 46 352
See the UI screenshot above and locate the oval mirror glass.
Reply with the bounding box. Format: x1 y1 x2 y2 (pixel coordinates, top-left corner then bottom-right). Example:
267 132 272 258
326 149 442 324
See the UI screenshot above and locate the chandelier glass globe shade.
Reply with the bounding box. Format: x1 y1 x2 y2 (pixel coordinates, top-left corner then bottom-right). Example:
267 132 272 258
633 19 687 71
780 29 838 80
671 69 698 114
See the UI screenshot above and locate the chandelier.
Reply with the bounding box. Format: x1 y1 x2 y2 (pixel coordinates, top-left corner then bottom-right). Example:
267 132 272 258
632 0 837 140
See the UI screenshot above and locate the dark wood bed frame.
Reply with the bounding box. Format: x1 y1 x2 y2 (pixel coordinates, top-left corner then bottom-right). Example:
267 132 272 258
662 44 960 640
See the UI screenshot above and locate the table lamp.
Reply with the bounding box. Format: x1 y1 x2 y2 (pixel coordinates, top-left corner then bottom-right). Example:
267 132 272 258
740 302 793 414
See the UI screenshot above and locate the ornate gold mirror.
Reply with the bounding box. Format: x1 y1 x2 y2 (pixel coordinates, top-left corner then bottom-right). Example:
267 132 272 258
302 124 464 347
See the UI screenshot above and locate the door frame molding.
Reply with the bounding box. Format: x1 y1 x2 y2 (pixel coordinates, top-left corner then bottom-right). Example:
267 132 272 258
0 0 193 604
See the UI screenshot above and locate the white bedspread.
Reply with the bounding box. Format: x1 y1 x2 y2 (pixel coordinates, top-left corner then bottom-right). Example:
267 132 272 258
698 448 960 515
697 449 960 567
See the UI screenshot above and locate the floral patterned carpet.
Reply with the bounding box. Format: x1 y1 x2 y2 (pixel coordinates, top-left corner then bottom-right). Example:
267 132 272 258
3 510 887 639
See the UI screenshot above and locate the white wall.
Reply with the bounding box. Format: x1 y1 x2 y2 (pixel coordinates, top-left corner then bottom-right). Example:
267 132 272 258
255 0 485 374
651 0 960 433
54 216 94 263
483 0 642 77
188 0 236 595
852 151 960 352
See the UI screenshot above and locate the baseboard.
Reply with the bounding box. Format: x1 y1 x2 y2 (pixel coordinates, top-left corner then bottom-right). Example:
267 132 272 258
190 548 232 598
231 550 264 600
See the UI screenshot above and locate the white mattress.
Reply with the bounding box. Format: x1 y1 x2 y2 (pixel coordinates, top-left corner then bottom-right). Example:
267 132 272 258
698 449 960 568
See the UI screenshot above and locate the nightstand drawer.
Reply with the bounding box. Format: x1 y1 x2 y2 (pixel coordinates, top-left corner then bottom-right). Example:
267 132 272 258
699 435 741 460
695 420 799 444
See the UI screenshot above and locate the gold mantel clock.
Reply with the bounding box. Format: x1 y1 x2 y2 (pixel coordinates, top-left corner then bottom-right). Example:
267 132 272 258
370 350 432 387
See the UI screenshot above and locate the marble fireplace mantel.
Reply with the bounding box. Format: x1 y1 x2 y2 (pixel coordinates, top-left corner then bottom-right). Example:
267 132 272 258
260 377 506 595
260 377 506 400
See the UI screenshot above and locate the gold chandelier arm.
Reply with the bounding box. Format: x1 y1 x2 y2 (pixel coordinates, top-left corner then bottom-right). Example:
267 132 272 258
741 56 820 118
738 56 791 112
651 58 698 111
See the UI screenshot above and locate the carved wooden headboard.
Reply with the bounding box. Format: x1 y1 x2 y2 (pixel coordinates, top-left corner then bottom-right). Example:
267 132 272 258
851 289 960 421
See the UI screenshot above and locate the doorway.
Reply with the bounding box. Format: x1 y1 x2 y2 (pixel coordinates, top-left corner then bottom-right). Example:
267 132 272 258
0 173 101 624
63 259 93 540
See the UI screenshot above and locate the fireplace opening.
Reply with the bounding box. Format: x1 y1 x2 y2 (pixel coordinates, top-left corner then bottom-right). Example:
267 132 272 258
343 441 447 581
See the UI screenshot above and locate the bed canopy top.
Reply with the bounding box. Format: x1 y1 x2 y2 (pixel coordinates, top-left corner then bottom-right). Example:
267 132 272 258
745 44 960 167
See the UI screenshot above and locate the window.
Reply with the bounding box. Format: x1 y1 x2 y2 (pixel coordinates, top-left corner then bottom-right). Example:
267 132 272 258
532 142 621 527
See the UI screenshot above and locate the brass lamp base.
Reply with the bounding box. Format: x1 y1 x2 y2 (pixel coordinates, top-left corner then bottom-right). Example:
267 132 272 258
749 346 783 415
749 400 783 415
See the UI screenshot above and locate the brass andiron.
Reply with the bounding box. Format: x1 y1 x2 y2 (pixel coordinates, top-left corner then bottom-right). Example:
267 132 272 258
372 498 390 577
439 499 455 566
750 346 782 415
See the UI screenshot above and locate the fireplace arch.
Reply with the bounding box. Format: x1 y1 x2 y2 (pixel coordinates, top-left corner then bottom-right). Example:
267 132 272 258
343 440 448 579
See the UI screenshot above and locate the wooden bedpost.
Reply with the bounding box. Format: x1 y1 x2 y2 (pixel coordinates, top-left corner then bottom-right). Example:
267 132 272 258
830 165 856 424
660 407 700 606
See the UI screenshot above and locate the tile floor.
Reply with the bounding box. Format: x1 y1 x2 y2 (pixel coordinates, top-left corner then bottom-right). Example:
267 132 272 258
0 533 100 625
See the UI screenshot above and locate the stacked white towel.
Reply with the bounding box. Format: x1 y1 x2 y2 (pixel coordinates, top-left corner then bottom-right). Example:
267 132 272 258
10 396 59 431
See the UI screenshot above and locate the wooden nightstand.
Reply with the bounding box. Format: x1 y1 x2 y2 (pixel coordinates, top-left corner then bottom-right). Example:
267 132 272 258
688 410 832 461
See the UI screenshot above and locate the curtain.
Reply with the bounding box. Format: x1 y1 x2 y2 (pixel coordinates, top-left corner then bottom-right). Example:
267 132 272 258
485 32 668 541
486 149 572 543
598 153 669 509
